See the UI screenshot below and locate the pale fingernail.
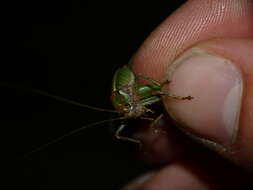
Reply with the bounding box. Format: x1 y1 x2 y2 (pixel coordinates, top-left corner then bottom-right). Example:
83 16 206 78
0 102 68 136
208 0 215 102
164 48 243 148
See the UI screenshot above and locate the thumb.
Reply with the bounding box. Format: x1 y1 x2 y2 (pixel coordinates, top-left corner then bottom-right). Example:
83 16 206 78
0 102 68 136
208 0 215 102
163 38 253 170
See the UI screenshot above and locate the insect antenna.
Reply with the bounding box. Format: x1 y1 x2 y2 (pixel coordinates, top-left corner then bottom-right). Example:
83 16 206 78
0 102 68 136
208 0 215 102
30 89 117 113
0 82 117 113
0 83 123 156
23 117 126 157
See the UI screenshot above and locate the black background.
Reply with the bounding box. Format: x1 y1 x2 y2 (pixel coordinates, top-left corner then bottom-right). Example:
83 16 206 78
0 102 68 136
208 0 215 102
3 0 186 189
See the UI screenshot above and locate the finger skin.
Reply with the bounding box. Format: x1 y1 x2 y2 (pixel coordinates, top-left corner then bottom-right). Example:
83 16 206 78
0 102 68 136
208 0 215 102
132 0 253 81
193 39 253 169
126 155 252 190
130 0 253 169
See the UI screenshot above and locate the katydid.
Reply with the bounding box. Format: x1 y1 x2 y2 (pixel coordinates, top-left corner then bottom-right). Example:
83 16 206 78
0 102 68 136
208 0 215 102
111 65 192 145
4 65 192 154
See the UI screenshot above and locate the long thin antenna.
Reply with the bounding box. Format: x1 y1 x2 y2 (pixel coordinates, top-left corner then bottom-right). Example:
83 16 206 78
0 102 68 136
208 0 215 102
32 89 117 113
1 83 117 113
24 117 125 157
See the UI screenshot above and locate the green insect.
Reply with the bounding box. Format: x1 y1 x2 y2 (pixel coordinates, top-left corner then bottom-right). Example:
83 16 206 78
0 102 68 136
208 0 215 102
110 65 192 145
5 65 192 153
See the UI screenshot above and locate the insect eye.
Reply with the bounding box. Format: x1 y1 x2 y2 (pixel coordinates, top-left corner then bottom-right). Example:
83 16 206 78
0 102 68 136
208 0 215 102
122 103 131 109
121 103 128 107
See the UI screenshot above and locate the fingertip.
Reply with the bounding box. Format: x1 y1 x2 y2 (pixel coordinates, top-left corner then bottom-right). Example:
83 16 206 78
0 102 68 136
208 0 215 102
163 39 253 170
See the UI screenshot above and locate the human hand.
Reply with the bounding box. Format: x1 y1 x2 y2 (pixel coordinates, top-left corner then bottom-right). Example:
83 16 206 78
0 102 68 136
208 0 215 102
123 0 253 189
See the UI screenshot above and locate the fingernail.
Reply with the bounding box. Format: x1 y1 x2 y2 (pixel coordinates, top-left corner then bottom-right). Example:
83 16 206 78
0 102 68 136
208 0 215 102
121 172 155 190
164 48 243 147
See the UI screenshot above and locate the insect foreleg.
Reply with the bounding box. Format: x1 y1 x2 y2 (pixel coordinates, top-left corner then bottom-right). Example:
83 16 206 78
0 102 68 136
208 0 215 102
136 74 161 87
157 92 193 100
136 74 171 88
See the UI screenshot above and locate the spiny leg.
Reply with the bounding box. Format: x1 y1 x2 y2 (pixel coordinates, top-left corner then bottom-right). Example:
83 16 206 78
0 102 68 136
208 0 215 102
115 123 142 148
136 74 160 86
136 74 161 87
157 92 193 100
136 74 171 88
136 74 191 100
136 75 192 100
149 114 167 135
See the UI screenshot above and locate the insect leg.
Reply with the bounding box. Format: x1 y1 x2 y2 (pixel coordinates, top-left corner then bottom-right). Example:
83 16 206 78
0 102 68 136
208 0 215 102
137 74 172 88
140 117 155 121
136 74 161 86
157 92 193 100
115 123 142 147
149 114 167 135
160 79 171 87
136 75 171 91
